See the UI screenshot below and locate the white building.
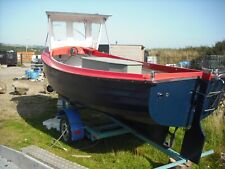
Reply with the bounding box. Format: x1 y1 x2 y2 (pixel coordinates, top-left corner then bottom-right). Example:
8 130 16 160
110 44 145 62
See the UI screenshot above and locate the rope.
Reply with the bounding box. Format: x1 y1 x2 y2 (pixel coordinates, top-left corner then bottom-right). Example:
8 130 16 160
44 33 48 47
48 129 68 151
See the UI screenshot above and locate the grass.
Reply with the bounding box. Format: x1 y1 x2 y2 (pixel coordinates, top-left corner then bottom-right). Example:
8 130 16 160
147 48 202 65
0 97 224 169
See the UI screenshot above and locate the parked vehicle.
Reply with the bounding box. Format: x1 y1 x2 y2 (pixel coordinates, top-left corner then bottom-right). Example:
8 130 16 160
0 50 17 66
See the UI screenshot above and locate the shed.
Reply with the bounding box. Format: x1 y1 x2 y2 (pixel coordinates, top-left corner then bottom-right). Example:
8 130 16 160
17 51 35 63
98 44 145 62
110 44 145 62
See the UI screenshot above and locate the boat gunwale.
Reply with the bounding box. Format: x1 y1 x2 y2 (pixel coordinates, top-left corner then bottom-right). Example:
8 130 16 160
41 47 211 82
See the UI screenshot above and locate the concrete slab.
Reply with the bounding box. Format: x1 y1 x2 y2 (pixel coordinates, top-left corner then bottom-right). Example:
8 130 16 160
0 145 52 169
0 154 21 169
21 145 88 169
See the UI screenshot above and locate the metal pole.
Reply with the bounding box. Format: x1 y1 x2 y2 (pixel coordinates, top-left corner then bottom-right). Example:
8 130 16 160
20 54 23 65
104 23 111 54
155 150 214 169
26 38 28 63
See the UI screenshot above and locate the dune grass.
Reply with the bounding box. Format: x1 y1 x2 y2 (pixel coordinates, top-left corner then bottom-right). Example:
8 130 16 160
0 99 224 168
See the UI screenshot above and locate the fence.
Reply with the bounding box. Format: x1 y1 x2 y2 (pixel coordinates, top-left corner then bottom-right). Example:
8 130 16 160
190 55 225 73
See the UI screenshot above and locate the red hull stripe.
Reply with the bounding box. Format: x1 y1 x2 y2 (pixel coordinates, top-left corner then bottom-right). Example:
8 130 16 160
42 47 213 82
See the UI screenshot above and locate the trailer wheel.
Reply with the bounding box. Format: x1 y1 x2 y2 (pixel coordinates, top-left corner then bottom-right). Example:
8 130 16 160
60 115 72 143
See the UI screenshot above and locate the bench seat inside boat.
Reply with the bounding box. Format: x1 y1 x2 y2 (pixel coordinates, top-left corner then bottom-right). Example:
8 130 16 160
55 55 159 74
82 57 143 74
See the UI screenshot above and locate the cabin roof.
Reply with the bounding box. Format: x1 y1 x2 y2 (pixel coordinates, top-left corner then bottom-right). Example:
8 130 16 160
46 11 111 23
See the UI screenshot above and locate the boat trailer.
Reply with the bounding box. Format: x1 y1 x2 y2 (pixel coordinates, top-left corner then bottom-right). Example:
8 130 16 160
43 98 216 169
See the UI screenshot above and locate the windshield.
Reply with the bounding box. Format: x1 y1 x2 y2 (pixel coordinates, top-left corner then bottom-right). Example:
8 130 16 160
51 21 101 49
52 22 67 41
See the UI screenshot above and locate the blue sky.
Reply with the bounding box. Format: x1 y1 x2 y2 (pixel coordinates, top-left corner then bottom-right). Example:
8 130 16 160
0 0 225 48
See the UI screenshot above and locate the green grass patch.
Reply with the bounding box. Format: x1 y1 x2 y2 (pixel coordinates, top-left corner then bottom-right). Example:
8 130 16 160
0 100 224 168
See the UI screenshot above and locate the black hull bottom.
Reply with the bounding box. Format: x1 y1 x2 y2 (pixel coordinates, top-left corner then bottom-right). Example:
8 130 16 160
44 63 156 125
45 62 170 146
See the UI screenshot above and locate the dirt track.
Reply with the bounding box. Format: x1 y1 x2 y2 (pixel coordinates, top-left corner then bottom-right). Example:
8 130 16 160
0 65 50 119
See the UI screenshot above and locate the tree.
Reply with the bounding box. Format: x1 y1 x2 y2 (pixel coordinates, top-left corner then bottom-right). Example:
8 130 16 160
214 40 225 55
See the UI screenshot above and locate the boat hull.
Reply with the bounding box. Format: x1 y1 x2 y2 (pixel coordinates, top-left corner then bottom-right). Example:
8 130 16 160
44 62 212 127
42 11 225 163
44 62 154 124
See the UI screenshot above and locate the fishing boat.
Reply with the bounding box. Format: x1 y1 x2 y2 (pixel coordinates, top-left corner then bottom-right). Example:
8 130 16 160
42 11 225 163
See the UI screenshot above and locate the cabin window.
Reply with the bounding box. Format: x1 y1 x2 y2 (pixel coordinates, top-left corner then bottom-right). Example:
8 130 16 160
73 22 85 41
52 22 67 41
92 23 101 48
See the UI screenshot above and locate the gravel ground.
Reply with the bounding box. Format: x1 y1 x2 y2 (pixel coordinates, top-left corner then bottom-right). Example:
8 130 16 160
0 154 21 169
0 65 48 119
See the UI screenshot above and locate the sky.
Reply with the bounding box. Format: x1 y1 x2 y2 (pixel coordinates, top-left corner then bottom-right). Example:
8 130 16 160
0 0 225 48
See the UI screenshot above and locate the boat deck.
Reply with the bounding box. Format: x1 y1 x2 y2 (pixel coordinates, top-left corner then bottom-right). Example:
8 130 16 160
54 55 161 74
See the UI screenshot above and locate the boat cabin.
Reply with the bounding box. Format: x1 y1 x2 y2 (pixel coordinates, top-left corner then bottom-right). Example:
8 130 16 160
45 12 206 80
46 11 111 50
47 11 145 74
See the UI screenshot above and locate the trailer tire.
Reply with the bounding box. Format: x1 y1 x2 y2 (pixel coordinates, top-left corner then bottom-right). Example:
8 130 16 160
60 115 72 144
